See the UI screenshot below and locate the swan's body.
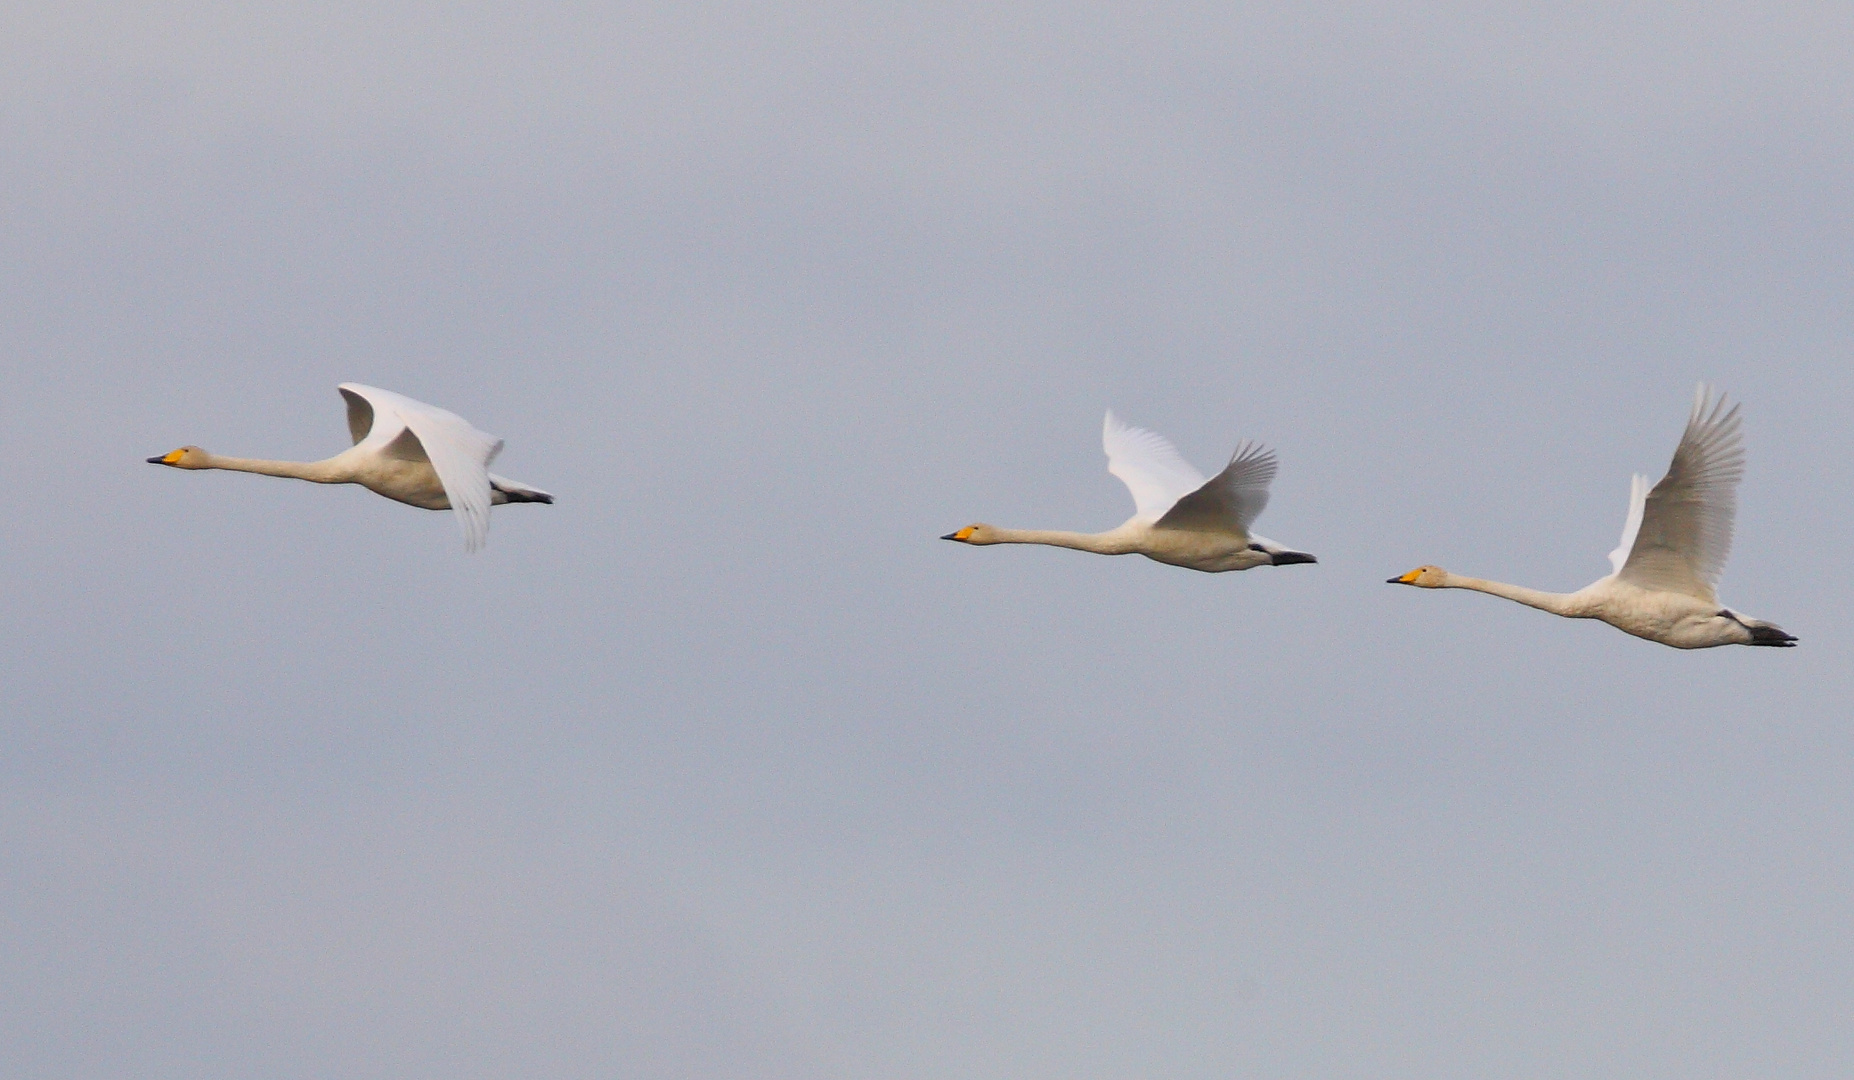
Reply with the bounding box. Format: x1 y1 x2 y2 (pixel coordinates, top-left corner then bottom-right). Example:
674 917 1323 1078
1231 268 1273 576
943 411 1316 572
148 383 552 551
1389 386 1794 649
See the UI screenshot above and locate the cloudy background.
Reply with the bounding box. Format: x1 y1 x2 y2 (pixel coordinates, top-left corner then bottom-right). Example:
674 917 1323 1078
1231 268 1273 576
3 4 1851 1077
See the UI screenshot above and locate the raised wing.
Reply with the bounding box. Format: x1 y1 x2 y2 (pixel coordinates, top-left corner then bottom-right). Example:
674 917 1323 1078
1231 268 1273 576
343 389 375 444
1103 411 1206 523
1605 473 1650 576
338 383 503 551
1616 385 1744 602
1154 441 1277 537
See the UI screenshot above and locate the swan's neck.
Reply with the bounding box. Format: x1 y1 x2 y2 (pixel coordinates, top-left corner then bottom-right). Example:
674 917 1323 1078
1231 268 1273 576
1444 573 1583 616
200 453 347 484
985 527 1136 555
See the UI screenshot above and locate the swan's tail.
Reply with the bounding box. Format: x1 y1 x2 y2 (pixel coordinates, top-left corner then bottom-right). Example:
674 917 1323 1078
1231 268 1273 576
1745 621 1797 647
489 474 555 504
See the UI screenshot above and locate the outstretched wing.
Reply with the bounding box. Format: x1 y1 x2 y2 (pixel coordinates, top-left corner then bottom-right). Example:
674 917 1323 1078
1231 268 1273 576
1606 473 1650 576
1102 410 1206 523
1154 441 1277 537
1616 385 1744 602
338 383 503 552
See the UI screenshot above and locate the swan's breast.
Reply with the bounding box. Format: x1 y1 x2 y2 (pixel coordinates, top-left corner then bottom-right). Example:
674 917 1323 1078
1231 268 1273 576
354 457 450 510
1583 582 1734 647
1138 528 1266 573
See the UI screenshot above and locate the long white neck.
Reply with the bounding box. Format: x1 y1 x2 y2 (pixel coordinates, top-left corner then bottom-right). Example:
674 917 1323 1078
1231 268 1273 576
984 527 1137 555
1442 573 1583 617
200 452 347 484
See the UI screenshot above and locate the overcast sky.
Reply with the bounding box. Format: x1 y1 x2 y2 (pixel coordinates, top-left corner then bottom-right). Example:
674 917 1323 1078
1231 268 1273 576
4 4 1852 1077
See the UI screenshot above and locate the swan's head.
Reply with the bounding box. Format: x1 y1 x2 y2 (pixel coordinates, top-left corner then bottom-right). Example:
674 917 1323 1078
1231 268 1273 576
941 524 998 545
1387 565 1448 587
146 446 209 469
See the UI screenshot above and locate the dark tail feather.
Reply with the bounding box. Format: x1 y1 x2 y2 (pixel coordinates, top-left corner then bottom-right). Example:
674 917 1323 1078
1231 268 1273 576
1747 623 1798 647
490 477 555 504
497 488 553 504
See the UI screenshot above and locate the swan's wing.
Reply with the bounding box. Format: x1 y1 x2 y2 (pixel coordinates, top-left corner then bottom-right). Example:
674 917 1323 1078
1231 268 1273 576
342 388 375 444
1616 384 1744 602
1605 473 1650 576
338 383 503 551
1103 411 1206 523
1153 441 1277 537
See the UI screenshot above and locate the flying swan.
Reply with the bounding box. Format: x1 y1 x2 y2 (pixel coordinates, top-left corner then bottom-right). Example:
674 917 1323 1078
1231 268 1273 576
148 383 552 551
1388 385 1794 648
942 411 1316 572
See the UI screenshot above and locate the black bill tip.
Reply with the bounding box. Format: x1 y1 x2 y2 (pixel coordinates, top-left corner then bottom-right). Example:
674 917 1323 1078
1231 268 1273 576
940 532 961 541
146 455 167 464
1271 551 1317 566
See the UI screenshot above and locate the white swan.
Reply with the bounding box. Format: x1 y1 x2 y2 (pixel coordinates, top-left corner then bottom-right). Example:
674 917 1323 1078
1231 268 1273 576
942 411 1316 572
148 383 552 551
1388 385 1795 648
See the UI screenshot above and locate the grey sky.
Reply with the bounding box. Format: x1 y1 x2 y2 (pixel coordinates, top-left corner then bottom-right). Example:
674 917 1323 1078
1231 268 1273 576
3 4 1851 1077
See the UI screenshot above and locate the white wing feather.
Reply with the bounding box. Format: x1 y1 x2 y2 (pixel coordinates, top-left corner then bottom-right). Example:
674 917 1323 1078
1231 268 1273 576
1606 472 1650 576
339 383 503 552
1615 384 1744 603
1102 411 1206 523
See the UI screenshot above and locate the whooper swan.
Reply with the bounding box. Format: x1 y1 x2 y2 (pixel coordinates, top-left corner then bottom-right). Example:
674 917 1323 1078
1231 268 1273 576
942 411 1316 572
148 383 552 551
1388 385 1795 648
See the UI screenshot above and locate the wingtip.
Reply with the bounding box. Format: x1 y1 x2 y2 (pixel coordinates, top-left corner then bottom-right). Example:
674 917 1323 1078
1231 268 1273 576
1228 439 1277 468
1692 381 1737 423
456 511 491 554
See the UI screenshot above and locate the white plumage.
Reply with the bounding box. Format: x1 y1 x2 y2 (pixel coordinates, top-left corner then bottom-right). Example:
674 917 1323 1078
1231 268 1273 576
943 410 1315 573
149 383 553 551
1390 385 1794 648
